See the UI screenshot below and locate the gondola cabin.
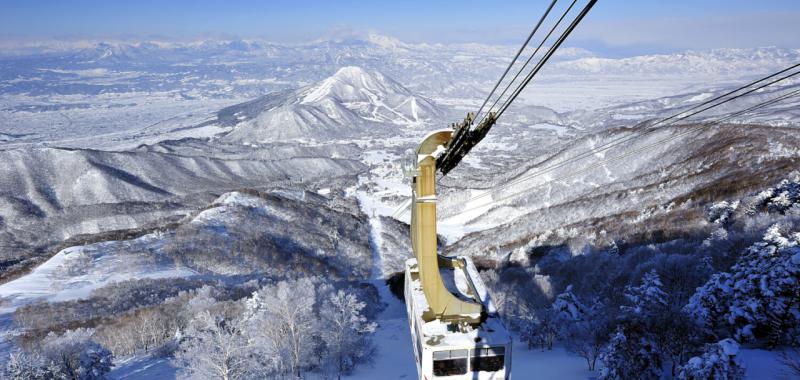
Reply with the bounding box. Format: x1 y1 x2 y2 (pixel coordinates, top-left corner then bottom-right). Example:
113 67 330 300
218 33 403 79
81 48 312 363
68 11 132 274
404 129 512 379
405 257 512 380
400 1 600 374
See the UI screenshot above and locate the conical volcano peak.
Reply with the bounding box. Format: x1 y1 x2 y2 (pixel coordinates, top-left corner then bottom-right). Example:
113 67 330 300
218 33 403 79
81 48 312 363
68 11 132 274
333 65 370 78
223 66 443 144
301 66 411 104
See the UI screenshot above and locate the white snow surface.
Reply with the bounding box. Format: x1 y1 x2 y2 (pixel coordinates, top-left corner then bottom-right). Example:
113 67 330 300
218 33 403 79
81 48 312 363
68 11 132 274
529 122 570 136
0 233 196 314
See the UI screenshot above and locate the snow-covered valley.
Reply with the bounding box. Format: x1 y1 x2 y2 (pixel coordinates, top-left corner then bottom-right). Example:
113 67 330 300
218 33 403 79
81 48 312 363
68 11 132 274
1 34 800 379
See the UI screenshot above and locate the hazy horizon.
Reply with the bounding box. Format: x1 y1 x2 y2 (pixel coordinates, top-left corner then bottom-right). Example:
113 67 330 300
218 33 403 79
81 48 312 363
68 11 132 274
1 0 799 56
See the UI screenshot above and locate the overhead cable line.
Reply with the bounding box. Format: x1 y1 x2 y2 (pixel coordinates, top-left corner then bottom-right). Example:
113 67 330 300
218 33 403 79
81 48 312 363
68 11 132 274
473 0 559 124
476 0 581 126
409 63 800 219
494 0 594 121
436 0 596 177
446 87 800 219
451 64 800 207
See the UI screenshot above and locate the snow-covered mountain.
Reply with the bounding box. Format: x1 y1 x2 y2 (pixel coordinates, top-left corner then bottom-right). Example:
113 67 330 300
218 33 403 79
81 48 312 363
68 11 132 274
3 35 799 120
2 32 800 379
436 119 800 259
565 80 800 130
0 143 366 281
222 66 444 143
545 47 800 78
0 189 372 313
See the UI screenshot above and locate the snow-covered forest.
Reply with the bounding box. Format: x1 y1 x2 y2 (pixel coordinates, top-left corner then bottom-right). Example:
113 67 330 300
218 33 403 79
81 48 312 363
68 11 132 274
478 176 800 379
7 277 380 379
3 190 384 379
4 173 798 379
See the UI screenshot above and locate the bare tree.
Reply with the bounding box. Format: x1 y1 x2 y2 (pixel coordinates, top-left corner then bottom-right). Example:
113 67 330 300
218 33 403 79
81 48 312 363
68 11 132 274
522 307 557 351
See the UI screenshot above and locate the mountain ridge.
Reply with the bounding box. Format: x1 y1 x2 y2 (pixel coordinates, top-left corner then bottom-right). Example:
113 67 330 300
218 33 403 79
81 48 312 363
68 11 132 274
222 66 444 144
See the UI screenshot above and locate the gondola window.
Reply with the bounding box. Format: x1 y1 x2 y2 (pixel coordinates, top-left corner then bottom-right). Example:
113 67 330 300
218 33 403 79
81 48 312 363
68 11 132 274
432 349 469 376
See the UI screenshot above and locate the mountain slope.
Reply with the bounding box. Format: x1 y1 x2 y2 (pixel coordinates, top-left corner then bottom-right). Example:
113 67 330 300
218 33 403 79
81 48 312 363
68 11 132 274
546 47 800 78
438 122 800 259
566 81 800 130
222 66 444 144
0 145 366 280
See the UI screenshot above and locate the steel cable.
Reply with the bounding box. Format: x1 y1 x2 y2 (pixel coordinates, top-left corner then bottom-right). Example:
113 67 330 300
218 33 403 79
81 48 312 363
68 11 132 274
473 0 559 124
449 65 800 207
445 87 800 219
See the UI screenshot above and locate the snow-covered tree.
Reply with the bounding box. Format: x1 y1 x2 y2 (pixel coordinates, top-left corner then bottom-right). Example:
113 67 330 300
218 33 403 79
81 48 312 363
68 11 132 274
676 339 745 380
780 348 800 378
181 286 219 318
617 268 704 377
319 289 377 379
4 350 59 380
553 285 587 321
41 328 104 379
168 279 378 379
686 225 800 345
78 342 114 380
754 176 800 214
657 312 705 377
7 328 115 380
622 269 668 317
598 328 662 380
607 240 621 256
598 330 628 379
246 277 319 378
5 352 37 380
175 311 254 380
706 200 739 225
553 286 609 370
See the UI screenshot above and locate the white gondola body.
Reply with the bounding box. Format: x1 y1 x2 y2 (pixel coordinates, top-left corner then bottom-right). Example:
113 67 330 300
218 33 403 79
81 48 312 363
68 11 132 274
405 257 512 380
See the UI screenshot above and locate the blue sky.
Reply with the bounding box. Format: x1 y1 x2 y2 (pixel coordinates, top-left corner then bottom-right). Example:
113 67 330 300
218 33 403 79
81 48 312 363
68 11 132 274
1 0 798 55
